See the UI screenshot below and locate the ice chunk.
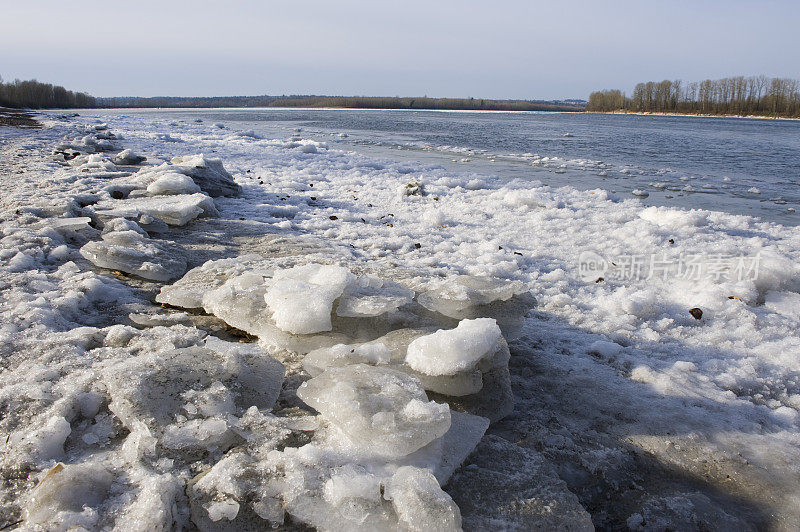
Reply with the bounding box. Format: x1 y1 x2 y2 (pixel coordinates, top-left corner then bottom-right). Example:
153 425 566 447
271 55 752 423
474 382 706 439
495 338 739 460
24 463 113 526
336 275 415 318
406 318 502 376
48 216 93 231
112 149 146 165
146 172 201 196
101 217 147 236
80 230 187 282
93 193 218 226
418 276 535 339
102 338 284 449
201 271 351 353
384 466 461 531
265 264 355 334
433 365 514 423
304 342 392 376
171 154 242 197
156 255 264 309
297 364 451 457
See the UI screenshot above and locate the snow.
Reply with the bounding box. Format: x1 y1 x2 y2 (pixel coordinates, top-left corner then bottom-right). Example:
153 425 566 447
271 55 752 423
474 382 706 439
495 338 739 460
2 110 800 530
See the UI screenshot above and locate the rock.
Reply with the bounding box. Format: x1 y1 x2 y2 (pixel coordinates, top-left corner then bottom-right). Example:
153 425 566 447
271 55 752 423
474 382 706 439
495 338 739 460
689 307 703 320
401 180 426 197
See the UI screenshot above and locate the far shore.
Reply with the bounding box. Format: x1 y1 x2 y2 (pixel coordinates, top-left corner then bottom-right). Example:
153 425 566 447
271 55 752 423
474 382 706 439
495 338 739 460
589 110 800 121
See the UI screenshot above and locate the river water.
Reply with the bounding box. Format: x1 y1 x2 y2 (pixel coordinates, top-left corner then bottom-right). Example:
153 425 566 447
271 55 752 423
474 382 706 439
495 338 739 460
93 108 800 225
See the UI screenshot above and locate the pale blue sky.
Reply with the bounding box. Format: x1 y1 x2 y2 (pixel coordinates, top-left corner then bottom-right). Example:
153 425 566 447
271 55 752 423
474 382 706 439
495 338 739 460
2 0 798 100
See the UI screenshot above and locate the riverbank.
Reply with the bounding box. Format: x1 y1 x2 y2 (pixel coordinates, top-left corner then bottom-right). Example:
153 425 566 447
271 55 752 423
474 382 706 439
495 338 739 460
2 113 800 529
590 110 800 121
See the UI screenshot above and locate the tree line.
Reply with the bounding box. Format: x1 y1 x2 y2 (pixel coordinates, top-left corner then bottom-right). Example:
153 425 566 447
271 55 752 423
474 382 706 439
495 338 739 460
587 76 800 117
0 76 96 109
99 95 584 112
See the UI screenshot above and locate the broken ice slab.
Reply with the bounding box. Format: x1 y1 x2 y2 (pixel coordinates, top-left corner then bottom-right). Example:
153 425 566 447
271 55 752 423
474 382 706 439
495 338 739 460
101 336 284 452
417 275 536 339
171 154 242 197
447 435 594 531
146 172 202 196
156 255 268 309
91 192 218 226
111 148 146 165
335 274 415 318
79 229 187 282
24 462 114 527
265 263 355 334
405 318 503 376
297 364 451 458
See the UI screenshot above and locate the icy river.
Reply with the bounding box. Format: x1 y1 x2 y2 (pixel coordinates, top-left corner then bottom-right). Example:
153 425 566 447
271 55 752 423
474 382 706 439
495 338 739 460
1 109 799 530
95 108 800 225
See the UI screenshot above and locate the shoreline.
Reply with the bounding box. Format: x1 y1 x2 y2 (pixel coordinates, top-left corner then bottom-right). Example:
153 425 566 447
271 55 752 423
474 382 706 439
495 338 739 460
589 110 800 121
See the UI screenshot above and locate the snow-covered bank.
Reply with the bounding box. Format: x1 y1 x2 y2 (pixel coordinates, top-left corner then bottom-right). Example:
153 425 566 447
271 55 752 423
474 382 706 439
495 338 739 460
1 112 799 530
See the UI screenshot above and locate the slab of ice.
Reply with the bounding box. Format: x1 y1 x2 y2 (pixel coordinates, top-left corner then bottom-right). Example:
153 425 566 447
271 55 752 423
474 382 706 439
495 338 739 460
336 275 415 318
384 466 461 531
24 462 114 527
304 342 392 376
111 148 146 165
102 337 284 451
80 230 187 282
265 263 355 334
297 364 451 458
93 193 218 226
201 271 351 353
146 172 201 196
406 318 502 376
156 255 265 309
171 154 242 197
418 276 535 339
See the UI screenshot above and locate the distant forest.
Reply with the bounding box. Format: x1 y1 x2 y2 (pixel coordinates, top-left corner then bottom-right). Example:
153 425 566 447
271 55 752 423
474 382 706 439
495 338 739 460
0 77 96 109
587 76 800 117
98 95 585 112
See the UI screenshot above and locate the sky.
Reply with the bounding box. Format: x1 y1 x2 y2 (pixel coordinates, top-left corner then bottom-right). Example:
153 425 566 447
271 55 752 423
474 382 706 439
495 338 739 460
2 0 799 100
